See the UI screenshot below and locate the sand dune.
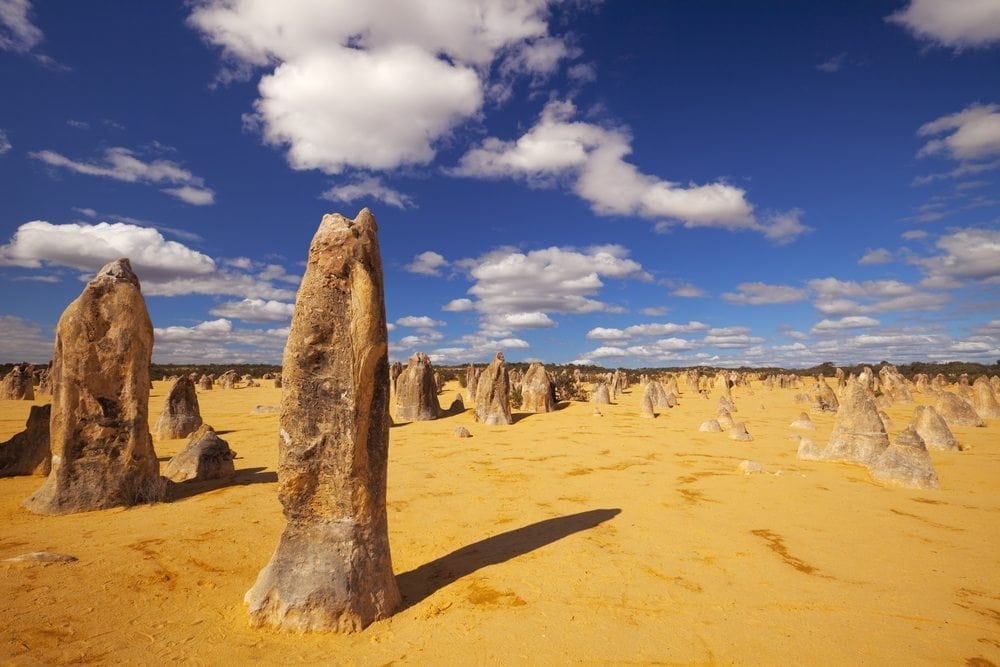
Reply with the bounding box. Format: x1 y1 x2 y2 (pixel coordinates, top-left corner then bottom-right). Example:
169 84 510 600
1 378 998 664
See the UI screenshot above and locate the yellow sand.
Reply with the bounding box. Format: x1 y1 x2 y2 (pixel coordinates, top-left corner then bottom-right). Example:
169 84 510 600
1 379 998 664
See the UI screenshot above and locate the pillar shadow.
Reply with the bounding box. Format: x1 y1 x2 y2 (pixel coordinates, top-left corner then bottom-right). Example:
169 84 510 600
395 508 621 610
165 466 277 502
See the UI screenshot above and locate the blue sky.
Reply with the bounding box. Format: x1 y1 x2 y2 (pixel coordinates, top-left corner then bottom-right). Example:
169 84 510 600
1 0 998 368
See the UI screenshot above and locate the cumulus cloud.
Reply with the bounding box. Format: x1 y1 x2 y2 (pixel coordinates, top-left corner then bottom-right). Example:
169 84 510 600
914 227 1000 286
453 100 807 242
452 244 649 336
321 176 414 209
811 316 880 333
888 0 1000 49
702 326 764 349
405 251 448 276
808 276 949 316
0 315 53 362
858 248 893 265
0 220 296 299
0 129 11 154
189 1 569 175
917 103 1000 162
209 298 295 322
153 319 289 363
721 282 808 305
30 146 215 205
442 297 474 312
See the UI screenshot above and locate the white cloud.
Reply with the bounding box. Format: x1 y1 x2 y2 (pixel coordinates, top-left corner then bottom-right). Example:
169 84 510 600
396 315 445 328
453 99 808 242
640 306 668 316
209 298 295 322
816 52 848 73
702 326 764 349
153 319 289 363
917 103 1000 162
321 176 414 209
914 227 1000 285
858 248 893 265
189 1 567 174
0 0 42 53
808 276 949 316
405 251 448 276
888 0 1000 49
586 326 626 341
902 229 929 240
0 220 215 279
0 315 52 362
0 220 296 299
663 280 706 298
912 157 1000 185
453 244 649 336
811 316 880 333
0 129 11 154
443 297 474 312
721 282 808 305
30 147 215 205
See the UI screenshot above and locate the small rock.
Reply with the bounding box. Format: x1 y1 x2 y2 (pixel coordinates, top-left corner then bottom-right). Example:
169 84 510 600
738 460 764 474
252 404 280 414
4 551 78 563
454 426 472 438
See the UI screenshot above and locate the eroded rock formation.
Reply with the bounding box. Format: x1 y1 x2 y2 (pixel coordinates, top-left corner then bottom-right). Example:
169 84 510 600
244 210 399 632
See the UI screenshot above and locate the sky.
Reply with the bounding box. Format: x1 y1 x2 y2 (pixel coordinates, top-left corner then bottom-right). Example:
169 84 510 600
0 0 998 369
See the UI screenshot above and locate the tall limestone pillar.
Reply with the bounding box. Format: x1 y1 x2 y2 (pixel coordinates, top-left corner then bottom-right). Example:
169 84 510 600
245 209 400 632
23 259 160 515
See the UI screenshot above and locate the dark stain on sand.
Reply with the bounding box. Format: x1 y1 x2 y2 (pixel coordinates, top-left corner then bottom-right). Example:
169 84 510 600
751 529 823 576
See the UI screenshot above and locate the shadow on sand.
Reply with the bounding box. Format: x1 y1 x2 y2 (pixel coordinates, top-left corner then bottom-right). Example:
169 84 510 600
396 508 621 610
165 466 277 502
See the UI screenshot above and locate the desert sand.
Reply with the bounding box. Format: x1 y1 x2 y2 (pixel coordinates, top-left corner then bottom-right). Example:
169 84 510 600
1 378 998 664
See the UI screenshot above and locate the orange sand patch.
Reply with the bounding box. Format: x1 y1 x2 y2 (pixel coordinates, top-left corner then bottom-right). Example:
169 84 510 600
1 379 998 663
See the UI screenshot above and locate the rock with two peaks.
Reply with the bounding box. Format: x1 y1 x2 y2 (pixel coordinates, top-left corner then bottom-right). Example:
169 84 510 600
474 352 513 425
869 425 939 490
23 259 161 515
163 424 236 483
244 209 400 633
197 374 213 390
934 391 984 427
520 362 556 413
816 379 888 467
394 352 441 421
0 404 51 477
153 375 203 439
0 362 35 400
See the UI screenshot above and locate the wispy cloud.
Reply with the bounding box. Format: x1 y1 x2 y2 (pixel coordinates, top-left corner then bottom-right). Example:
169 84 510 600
30 146 216 205
321 175 415 209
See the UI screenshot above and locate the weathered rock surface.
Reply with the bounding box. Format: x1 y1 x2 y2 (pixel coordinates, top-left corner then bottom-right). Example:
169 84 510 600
640 393 656 418
154 375 203 439
972 376 1000 420
591 382 611 405
454 426 472 438
729 422 753 441
698 419 722 432
738 460 764 474
163 424 236 483
520 362 556 413
0 404 51 477
23 259 161 515
935 391 984 427
813 379 839 412
474 352 513 426
818 380 888 466
869 425 939 490
796 436 823 460
789 412 815 430
244 210 399 632
394 352 440 421
0 362 34 400
198 374 213 390
913 405 961 451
